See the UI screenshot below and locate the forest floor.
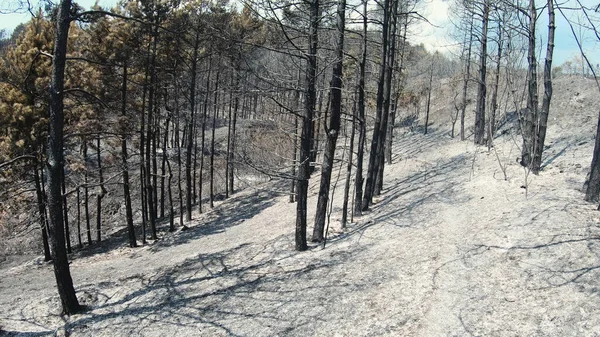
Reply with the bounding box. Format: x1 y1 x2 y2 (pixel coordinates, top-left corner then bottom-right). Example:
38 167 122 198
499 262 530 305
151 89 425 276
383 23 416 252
2 76 600 336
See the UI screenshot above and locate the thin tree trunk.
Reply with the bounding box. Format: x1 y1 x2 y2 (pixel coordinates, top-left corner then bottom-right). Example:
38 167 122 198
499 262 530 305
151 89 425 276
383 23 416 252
424 55 434 135
199 59 212 214
210 69 220 208
229 81 238 195
83 141 91 245
61 166 71 254
121 62 136 248
474 0 489 145
145 22 159 240
488 20 504 148
342 92 357 227
461 14 474 141
96 137 105 243
354 0 368 216
186 32 199 221
76 187 82 248
34 161 51 261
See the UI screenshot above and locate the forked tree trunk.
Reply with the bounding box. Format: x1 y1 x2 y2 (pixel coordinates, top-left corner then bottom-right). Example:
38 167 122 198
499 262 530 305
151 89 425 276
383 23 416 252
531 0 555 173
362 0 391 210
521 0 539 168
296 0 319 251
312 0 346 242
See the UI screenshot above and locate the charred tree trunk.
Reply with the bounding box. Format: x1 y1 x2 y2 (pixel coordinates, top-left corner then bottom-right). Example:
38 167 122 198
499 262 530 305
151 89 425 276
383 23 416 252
474 0 489 145
488 21 504 148
45 0 81 314
199 59 212 214
531 0 554 173
354 0 368 216
296 0 319 251
34 161 51 261
521 0 539 168
362 0 391 210
61 166 71 254
461 14 474 141
210 69 220 208
374 0 399 197
95 137 105 243
186 32 200 222
145 23 159 240
313 0 346 242
120 62 136 248
424 55 435 135
342 93 357 228
83 140 92 245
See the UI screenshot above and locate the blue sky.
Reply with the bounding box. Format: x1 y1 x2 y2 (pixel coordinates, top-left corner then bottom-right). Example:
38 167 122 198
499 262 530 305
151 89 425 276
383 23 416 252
1 0 598 66
411 0 599 66
0 0 118 32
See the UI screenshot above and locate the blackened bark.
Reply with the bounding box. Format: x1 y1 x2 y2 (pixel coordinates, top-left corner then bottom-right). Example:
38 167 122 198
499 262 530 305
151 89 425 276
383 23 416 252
121 63 136 248
521 0 538 168
342 92 357 228
425 55 434 135
186 32 200 221
45 0 81 314
296 0 319 251
313 0 346 242
488 21 504 148
374 0 399 196
61 166 71 253
34 162 51 261
353 0 368 216
362 0 391 210
474 0 489 145
210 69 220 208
96 137 105 243
146 23 159 240
586 111 600 202
461 15 474 141
199 59 212 214
531 0 554 173
83 141 91 245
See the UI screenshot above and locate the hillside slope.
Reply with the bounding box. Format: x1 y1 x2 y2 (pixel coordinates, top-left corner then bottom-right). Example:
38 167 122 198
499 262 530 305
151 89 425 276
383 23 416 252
2 75 600 336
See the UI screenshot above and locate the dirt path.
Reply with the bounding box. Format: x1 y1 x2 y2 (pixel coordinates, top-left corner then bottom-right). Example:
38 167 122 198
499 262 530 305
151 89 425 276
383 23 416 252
2 127 600 336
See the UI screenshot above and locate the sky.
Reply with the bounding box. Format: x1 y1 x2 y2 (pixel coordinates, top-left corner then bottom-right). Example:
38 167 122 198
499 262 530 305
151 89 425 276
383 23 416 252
412 0 600 66
1 0 599 66
0 0 118 32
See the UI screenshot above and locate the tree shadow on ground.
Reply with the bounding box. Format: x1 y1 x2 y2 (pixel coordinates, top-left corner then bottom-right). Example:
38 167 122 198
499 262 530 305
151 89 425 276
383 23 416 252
148 179 288 253
65 235 369 336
